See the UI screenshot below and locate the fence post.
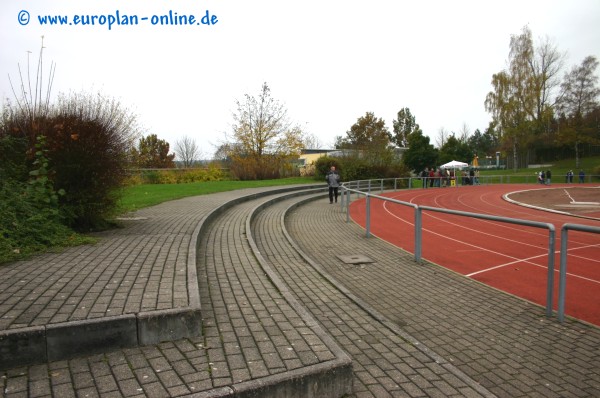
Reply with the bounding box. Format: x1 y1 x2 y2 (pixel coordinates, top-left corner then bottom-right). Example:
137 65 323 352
415 207 422 263
546 227 556 318
365 194 371 238
558 227 569 323
345 188 350 223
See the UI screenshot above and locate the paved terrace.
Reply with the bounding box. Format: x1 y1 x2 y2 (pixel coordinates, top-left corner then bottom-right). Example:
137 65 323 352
0 184 599 397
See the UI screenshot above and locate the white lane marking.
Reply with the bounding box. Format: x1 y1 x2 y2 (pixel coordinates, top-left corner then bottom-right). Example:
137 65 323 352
377 192 600 283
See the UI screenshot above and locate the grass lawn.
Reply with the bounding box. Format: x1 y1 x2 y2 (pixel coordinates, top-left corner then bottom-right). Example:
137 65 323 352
116 176 319 213
118 157 600 213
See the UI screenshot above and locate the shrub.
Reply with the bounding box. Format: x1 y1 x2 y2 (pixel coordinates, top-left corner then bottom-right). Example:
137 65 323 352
124 167 227 185
315 154 410 182
0 135 28 182
593 165 600 180
0 136 94 263
315 156 341 179
177 167 225 183
2 92 139 230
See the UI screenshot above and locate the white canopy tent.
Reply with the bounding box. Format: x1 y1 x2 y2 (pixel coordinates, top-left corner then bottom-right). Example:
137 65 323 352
440 160 469 186
440 160 469 169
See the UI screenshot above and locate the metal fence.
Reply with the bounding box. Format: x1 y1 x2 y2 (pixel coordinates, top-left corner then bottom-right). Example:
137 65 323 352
339 175 598 193
341 178 598 323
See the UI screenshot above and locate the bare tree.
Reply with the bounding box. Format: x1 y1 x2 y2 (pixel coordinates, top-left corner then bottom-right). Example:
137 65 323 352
557 56 600 117
532 37 565 123
458 123 471 143
435 127 448 148
556 55 600 167
302 133 323 149
174 135 200 168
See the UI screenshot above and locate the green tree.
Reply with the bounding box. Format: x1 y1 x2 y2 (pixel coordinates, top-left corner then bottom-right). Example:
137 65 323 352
132 134 175 168
467 127 499 158
338 112 390 149
556 56 600 167
336 112 392 166
438 135 473 165
392 108 420 147
402 130 438 174
227 82 304 179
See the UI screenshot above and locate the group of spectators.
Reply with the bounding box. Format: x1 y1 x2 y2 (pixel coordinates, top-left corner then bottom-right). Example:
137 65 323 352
536 169 589 185
565 169 586 183
537 169 587 184
420 167 480 188
537 170 552 185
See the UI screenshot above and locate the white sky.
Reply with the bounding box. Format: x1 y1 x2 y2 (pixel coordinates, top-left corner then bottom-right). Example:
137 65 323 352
2 0 600 159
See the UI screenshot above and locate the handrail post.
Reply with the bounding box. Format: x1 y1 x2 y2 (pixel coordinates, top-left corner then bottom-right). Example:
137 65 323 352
414 207 422 263
345 188 350 223
558 227 569 323
557 223 600 322
365 194 371 238
546 227 556 318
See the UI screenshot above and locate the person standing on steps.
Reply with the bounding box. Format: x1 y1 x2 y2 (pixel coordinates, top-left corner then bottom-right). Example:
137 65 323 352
326 165 341 204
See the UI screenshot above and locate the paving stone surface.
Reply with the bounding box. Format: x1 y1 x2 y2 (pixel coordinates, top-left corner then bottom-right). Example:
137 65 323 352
251 194 492 397
286 196 600 398
1 185 599 397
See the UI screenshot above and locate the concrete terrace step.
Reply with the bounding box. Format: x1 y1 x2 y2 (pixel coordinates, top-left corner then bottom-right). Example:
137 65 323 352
195 188 352 397
0 185 324 369
249 193 493 397
2 184 356 398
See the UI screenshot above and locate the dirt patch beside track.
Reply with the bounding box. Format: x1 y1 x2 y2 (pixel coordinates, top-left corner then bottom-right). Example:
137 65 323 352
506 186 600 219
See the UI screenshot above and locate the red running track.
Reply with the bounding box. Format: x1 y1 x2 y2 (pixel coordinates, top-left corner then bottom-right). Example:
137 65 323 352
349 184 600 326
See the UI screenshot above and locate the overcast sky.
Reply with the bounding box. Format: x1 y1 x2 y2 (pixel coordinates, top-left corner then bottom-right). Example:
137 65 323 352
2 0 599 159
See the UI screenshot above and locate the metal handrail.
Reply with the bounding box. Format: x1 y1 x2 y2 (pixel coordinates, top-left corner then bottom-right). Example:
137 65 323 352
558 224 600 323
341 181 557 319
